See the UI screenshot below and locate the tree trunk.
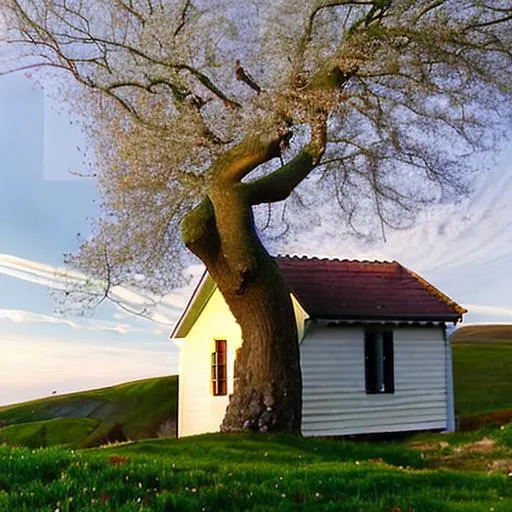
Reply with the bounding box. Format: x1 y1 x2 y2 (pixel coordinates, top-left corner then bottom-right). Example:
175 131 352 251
182 191 302 434
215 245 302 434
180 133 326 435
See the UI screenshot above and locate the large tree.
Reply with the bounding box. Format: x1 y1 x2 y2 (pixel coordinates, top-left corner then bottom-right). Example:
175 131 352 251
2 0 511 434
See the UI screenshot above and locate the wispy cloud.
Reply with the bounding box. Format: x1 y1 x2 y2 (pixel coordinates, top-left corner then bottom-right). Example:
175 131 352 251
286 150 512 277
0 308 79 328
0 308 150 334
0 253 201 326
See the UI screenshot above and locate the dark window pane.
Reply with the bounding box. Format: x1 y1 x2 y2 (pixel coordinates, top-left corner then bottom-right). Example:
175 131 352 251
365 329 394 395
365 330 377 394
383 331 394 393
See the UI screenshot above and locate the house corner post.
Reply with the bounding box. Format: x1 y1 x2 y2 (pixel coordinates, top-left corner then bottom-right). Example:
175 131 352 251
443 324 456 433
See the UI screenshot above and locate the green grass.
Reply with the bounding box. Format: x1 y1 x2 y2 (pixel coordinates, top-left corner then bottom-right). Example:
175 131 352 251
0 376 177 448
0 418 99 449
1 433 511 511
453 343 512 417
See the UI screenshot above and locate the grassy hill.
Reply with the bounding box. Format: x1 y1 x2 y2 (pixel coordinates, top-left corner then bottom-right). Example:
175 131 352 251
452 324 512 344
452 324 512 430
0 375 177 448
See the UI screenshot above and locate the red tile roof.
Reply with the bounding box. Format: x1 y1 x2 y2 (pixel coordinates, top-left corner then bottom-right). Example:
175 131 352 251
276 256 466 322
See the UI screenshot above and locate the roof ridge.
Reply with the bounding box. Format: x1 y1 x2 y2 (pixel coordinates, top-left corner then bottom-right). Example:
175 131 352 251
401 265 467 316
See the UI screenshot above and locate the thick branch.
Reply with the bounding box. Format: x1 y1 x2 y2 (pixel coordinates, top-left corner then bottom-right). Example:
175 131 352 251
306 64 356 90
243 149 317 205
212 132 291 183
293 0 391 89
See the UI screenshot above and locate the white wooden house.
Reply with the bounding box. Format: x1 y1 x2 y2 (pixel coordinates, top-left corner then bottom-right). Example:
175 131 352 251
170 256 466 438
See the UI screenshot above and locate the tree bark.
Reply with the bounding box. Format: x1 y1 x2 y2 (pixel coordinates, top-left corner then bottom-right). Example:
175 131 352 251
181 191 302 433
181 134 325 435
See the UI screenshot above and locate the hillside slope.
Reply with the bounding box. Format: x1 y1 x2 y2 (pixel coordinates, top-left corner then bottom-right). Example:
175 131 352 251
452 324 512 344
0 375 177 448
451 324 512 429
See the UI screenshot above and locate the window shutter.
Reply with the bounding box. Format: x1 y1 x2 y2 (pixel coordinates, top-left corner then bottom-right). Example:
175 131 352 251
383 331 394 393
365 331 377 394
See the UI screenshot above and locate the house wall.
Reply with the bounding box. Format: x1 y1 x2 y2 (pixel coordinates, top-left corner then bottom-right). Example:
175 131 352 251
178 289 242 437
177 290 308 437
178 291 449 438
301 323 448 436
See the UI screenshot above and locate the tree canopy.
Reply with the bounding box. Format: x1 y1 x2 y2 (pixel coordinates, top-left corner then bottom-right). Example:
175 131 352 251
2 0 511 296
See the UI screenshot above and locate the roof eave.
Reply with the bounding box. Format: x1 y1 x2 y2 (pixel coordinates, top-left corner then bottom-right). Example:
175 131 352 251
311 313 463 323
169 270 216 339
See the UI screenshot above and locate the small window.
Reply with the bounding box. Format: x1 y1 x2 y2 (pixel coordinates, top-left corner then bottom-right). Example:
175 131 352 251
365 330 394 394
211 339 227 396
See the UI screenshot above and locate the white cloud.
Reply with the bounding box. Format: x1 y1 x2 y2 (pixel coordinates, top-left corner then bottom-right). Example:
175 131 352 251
0 308 80 328
0 254 90 290
0 308 152 334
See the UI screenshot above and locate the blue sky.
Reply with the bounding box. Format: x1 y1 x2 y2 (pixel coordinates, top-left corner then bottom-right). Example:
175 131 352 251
1 71 511 407
0 74 191 406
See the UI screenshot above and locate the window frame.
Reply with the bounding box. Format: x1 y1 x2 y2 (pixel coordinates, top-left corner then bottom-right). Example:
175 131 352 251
364 329 394 394
211 339 227 396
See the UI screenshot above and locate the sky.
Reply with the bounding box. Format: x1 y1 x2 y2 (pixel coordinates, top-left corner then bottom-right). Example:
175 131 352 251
0 70 511 407
0 73 200 406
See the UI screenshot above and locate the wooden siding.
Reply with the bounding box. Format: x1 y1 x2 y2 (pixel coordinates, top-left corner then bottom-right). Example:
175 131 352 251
301 324 448 436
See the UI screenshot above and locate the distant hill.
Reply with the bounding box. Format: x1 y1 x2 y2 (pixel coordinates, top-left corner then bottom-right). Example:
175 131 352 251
452 324 512 344
0 375 177 449
450 325 512 430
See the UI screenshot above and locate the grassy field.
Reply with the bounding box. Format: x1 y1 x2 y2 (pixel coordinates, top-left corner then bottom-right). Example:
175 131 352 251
1 431 512 511
452 325 512 429
0 376 178 448
453 343 512 416
2 326 512 509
